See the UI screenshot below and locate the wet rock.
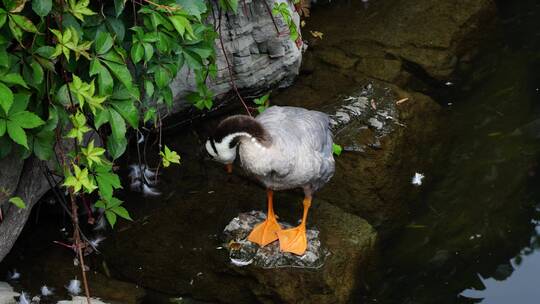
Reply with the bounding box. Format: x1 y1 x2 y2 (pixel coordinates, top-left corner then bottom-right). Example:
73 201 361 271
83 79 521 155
315 47 358 70
0 281 18 304
57 296 108 304
318 81 443 229
170 0 302 113
222 211 328 269
355 58 402 83
305 0 497 86
0 156 55 263
223 202 376 304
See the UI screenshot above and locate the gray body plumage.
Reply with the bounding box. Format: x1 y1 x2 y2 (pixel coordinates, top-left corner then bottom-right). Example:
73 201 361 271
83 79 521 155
238 106 335 195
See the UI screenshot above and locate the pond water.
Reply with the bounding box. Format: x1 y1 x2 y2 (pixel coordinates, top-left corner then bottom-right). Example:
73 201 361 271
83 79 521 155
2 0 540 304
361 0 540 303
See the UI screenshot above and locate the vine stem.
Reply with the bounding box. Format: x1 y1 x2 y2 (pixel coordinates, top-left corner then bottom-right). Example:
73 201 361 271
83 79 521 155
261 0 280 36
215 3 252 117
55 129 92 304
56 0 92 301
69 191 92 303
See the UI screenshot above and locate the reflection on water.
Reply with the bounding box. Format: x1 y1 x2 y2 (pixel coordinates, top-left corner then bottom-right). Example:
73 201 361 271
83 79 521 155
461 222 540 303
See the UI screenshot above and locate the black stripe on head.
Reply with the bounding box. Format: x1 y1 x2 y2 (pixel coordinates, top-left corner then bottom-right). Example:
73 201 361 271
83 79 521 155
213 115 269 143
209 138 219 155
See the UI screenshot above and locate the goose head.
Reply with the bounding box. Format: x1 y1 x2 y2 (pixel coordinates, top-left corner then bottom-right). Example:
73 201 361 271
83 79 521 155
205 115 269 172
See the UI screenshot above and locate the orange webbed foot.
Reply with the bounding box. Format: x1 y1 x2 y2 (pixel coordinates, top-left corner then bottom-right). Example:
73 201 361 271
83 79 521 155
277 224 308 255
248 215 282 246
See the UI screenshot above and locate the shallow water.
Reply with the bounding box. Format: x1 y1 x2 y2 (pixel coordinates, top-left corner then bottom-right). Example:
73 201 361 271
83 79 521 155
2 1 540 304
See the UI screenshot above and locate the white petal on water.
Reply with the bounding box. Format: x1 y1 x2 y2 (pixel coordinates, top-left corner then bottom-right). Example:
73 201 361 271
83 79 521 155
40 285 54 296
66 279 81 295
142 184 161 197
8 269 20 280
89 236 106 248
412 172 425 186
18 292 30 304
93 216 107 231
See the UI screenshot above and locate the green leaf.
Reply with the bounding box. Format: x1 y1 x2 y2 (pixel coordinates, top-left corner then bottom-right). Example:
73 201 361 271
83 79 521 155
0 82 13 113
32 0 52 17
8 196 26 209
130 42 143 64
95 167 121 201
67 0 96 21
177 0 206 21
0 119 5 136
32 129 54 160
95 31 114 55
3 0 26 12
2 73 29 88
102 59 133 89
66 111 91 143
94 200 106 209
159 145 180 168
105 210 117 227
63 164 97 193
332 143 343 156
0 10 7 28
113 0 126 17
94 108 110 129
10 93 30 114
109 108 126 140
111 206 132 220
10 14 38 33
143 107 156 124
106 17 125 43
219 0 238 13
154 66 171 89
169 14 191 38
81 139 105 167
90 59 114 95
0 135 12 159
35 45 55 59
111 99 138 129
0 48 8 67
144 80 154 98
106 134 126 160
6 121 27 148
142 42 153 63
26 60 44 86
10 111 45 129
55 84 71 106
8 16 22 42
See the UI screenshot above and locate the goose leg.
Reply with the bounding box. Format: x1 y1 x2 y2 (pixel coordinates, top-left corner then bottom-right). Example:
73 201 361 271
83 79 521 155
277 196 311 255
248 189 282 246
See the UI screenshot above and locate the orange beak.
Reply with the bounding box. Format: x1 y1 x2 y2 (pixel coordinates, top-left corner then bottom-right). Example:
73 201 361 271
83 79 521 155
225 163 233 174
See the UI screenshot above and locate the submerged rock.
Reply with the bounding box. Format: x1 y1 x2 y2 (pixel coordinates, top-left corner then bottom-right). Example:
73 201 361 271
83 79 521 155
275 80 443 229
0 281 18 304
57 296 108 304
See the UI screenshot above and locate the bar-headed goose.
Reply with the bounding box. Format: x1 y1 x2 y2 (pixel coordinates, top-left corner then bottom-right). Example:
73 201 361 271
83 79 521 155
205 106 335 255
